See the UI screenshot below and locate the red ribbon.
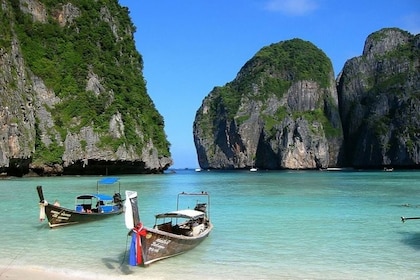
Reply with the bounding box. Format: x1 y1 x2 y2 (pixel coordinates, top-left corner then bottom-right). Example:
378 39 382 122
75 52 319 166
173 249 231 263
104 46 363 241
133 223 147 264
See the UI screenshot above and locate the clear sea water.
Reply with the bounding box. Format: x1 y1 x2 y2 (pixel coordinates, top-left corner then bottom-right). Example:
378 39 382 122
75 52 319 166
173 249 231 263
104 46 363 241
0 170 418 279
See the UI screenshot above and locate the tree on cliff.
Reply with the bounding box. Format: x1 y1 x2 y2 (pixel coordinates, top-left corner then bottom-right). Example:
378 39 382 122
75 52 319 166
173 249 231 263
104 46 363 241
0 0 172 176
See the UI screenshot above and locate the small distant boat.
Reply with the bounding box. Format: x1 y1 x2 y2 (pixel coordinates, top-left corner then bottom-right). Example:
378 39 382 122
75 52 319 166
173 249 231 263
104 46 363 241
326 167 353 171
37 177 124 228
401 216 420 223
250 167 258 172
125 191 213 266
383 167 394 172
195 168 202 172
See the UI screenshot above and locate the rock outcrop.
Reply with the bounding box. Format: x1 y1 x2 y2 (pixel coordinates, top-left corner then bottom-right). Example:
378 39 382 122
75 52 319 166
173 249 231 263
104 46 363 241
194 39 344 169
0 0 172 176
337 28 420 168
194 28 419 170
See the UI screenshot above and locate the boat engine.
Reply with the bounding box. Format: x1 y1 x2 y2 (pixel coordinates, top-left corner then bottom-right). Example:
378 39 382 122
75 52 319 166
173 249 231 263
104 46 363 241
113 193 122 204
194 203 207 213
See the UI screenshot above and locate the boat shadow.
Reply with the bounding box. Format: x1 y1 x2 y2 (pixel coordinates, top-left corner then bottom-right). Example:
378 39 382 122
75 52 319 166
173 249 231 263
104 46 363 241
399 231 420 250
101 252 135 276
34 223 50 230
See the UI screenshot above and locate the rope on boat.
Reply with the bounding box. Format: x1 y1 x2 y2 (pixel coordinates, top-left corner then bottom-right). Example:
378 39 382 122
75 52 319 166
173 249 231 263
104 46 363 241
119 233 131 269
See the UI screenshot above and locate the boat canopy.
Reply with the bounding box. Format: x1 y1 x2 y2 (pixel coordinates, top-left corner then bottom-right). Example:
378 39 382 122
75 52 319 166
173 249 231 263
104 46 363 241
98 177 119 184
155 209 205 220
76 194 114 201
95 177 121 195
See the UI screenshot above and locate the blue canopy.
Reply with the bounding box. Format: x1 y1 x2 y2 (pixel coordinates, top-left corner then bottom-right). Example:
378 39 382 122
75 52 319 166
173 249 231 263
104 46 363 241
76 194 114 201
96 194 114 201
98 177 119 184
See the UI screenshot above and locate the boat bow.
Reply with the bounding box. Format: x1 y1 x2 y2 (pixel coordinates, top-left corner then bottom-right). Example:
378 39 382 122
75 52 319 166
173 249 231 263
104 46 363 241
125 191 213 266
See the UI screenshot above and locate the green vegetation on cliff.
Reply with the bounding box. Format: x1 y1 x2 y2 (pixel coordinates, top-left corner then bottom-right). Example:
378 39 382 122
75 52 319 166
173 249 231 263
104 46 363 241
212 39 333 120
6 0 170 162
194 38 342 169
254 39 331 88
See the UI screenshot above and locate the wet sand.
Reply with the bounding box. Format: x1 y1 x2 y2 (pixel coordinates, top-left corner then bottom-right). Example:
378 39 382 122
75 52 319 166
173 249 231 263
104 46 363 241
0 266 163 280
0 266 138 280
0 267 87 280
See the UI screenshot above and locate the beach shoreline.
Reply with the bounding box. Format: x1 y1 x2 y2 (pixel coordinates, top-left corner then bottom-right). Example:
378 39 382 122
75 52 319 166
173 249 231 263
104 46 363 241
0 267 75 280
0 265 133 280
0 266 92 280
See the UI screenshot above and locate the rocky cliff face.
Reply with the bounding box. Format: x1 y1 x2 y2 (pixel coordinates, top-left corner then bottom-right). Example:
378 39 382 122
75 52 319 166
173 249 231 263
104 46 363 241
194 39 344 169
0 0 172 176
337 28 420 168
194 28 419 170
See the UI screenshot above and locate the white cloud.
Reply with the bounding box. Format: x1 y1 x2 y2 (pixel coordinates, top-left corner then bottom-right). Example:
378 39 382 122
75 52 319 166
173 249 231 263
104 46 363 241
264 0 318 16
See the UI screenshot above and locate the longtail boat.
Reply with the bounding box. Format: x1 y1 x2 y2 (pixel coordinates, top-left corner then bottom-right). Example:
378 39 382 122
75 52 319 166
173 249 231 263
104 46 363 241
125 190 213 266
37 178 124 228
401 216 420 222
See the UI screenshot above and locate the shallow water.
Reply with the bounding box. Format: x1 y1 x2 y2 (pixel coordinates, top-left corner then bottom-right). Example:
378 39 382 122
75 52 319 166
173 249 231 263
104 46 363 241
0 170 419 279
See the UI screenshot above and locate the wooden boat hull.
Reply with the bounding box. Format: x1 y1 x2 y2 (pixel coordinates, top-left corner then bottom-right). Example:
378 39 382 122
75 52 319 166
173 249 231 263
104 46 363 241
37 185 123 228
44 204 123 228
131 224 213 265
125 190 213 266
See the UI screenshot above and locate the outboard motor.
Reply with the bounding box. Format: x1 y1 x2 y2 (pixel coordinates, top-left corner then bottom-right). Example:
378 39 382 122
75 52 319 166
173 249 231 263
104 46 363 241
194 203 207 213
113 193 122 204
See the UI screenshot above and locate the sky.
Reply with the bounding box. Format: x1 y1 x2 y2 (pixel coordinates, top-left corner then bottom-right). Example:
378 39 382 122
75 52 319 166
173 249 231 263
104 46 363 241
118 0 419 169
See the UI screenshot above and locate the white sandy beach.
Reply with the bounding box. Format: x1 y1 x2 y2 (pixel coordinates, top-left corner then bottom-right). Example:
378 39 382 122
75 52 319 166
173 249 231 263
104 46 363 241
0 267 85 280
0 267 224 280
0 266 116 280
0 266 134 280
0 266 174 280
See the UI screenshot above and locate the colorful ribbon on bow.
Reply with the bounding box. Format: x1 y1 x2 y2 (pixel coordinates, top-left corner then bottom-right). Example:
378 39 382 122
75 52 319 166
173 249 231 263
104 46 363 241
133 222 147 265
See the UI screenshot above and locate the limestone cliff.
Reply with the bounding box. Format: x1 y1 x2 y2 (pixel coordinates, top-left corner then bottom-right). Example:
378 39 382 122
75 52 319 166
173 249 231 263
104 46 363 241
337 28 420 168
0 0 172 176
194 39 344 169
194 28 419 170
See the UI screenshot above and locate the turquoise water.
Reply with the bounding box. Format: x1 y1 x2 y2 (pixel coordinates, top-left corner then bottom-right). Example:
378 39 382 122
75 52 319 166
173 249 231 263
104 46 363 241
0 170 419 279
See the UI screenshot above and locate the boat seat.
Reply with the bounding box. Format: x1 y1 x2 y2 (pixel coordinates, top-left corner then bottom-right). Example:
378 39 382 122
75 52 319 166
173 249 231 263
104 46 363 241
157 221 172 233
82 204 91 210
172 225 192 236
192 224 205 236
99 205 113 213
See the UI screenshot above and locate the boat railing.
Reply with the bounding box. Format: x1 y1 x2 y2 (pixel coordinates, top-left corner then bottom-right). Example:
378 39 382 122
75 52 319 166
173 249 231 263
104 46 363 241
176 191 210 219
